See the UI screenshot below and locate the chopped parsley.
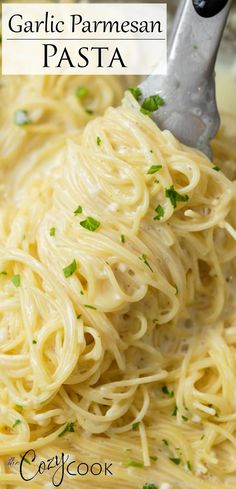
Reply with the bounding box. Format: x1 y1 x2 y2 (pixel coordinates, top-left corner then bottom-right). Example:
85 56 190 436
80 290 84 295
153 204 164 221
150 456 158 461
139 254 153 272
74 205 83 216
140 107 152 117
120 234 126 243
85 109 93 115
32 340 37 345
182 415 188 421
187 460 192 471
162 439 169 446
165 185 189 209
80 217 100 232
14 110 32 126
212 165 220 171
141 94 165 113
96 136 102 146
128 86 142 101
132 422 140 431
169 457 181 465
49 227 56 237
63 259 77 278
147 165 162 175
0 271 7 276
75 85 89 99
162 385 174 398
77 314 82 319
20 454 31 465
142 484 158 489
58 422 75 437
12 419 21 428
15 404 23 411
84 304 97 310
11 274 21 287
123 459 144 468
172 405 178 416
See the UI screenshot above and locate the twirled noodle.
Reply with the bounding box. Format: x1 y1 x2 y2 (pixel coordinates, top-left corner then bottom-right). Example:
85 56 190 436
0 71 236 489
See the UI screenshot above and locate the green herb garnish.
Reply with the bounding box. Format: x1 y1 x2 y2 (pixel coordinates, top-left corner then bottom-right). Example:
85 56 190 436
150 456 158 461
84 304 97 310
139 254 153 272
140 107 152 117
15 404 23 411
75 86 88 99
169 457 181 465
20 454 31 465
74 206 83 216
80 217 100 232
58 422 75 438
162 439 169 446
172 405 178 416
0 271 7 276
85 109 93 115
141 94 165 112
162 385 174 398
123 459 144 468
32 340 37 344
120 234 126 243
11 274 21 287
128 87 142 101
154 204 164 221
212 165 220 171
12 419 21 428
49 227 56 237
77 314 82 319
187 460 192 471
96 136 102 146
63 259 77 278
182 415 188 421
142 484 158 489
132 422 140 431
14 110 32 126
165 185 189 209
147 165 162 175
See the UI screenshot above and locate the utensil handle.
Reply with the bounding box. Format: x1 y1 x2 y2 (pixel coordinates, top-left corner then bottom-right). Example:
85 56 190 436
168 0 232 76
192 0 229 18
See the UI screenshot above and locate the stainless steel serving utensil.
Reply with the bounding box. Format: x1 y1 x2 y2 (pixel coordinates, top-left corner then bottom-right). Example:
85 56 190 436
139 0 232 158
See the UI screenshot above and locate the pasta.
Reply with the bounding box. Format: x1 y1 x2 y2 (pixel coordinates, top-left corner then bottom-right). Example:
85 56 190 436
0 67 236 489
